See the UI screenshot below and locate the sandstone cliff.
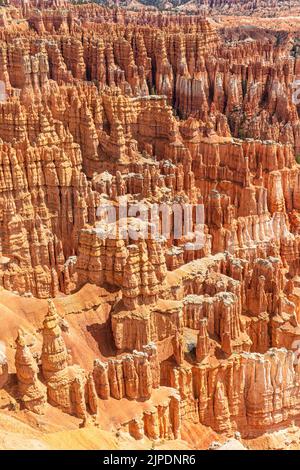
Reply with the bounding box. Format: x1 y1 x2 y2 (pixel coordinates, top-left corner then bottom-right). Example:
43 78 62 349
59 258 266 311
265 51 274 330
1 0 300 450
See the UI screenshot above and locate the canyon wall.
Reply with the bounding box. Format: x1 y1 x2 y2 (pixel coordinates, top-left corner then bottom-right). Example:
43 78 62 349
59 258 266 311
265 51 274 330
1 0 300 448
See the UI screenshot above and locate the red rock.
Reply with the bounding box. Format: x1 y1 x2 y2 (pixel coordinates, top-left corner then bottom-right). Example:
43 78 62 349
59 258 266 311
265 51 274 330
2 0 300 450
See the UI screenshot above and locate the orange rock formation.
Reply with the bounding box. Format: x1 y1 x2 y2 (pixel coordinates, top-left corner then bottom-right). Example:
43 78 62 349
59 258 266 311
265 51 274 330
0 0 300 451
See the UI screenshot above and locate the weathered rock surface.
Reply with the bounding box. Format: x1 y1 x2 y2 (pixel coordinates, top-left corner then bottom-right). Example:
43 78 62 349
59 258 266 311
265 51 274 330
1 0 300 451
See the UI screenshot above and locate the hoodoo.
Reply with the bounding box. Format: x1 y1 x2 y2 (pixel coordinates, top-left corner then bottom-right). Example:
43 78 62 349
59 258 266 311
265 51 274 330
0 0 300 452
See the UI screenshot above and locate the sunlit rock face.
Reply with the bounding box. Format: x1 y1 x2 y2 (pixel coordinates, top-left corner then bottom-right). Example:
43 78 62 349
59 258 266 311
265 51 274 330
1 0 300 451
